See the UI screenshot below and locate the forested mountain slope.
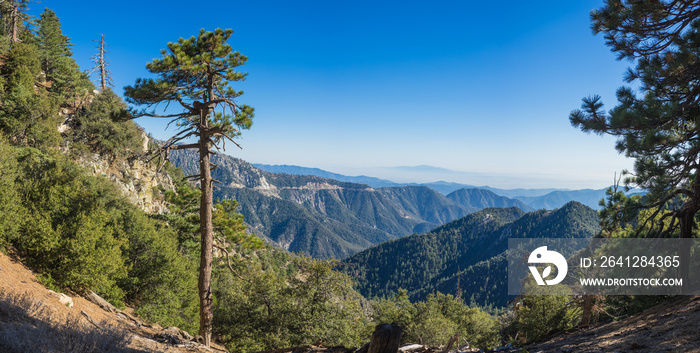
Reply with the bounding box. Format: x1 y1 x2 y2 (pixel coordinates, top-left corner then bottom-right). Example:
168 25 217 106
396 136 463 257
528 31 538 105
342 201 600 307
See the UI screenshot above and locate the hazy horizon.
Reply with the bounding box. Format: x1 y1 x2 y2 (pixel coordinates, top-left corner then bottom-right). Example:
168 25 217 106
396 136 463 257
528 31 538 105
250 160 620 190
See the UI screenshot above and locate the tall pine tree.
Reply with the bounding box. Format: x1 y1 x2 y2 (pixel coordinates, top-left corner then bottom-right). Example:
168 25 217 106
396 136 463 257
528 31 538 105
0 0 29 43
124 28 254 346
36 8 87 102
570 0 700 285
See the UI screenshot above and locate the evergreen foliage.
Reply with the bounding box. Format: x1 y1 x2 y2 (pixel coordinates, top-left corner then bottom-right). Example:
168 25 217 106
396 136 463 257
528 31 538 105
15 148 128 299
371 290 500 349
570 0 700 241
568 1 700 313
2 147 200 330
36 9 70 78
511 295 579 343
0 137 23 247
0 0 29 44
72 88 142 157
213 252 368 352
36 8 90 103
0 41 60 148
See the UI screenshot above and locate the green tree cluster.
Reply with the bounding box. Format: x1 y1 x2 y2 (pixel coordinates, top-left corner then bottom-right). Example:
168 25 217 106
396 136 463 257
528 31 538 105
36 8 90 102
506 294 579 343
0 41 60 148
371 290 500 350
0 7 91 149
0 143 201 331
213 252 369 352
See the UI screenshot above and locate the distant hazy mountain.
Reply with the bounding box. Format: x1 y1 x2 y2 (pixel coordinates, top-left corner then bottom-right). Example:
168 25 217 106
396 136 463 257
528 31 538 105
251 163 632 210
253 163 401 188
253 163 565 197
446 188 534 212
514 189 608 210
408 181 477 195
253 163 628 210
341 201 600 308
393 165 459 173
481 186 563 198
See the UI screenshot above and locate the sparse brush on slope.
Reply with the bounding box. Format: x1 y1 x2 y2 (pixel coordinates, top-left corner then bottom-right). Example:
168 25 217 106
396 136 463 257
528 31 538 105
0 291 132 353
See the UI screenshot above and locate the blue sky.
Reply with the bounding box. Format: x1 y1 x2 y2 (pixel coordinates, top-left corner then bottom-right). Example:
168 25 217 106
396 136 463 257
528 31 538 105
29 1 636 189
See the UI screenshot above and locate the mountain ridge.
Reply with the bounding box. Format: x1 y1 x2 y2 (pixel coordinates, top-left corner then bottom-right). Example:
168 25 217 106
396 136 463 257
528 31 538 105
342 201 600 307
171 151 539 259
252 163 611 208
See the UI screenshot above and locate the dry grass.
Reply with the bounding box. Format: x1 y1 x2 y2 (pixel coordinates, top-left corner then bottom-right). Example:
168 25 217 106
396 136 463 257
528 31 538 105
527 296 700 353
0 290 134 353
0 251 226 352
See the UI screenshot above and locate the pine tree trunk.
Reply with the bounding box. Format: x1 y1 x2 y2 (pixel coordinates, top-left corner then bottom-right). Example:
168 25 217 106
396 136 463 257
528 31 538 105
11 5 18 43
198 110 214 346
581 295 593 327
368 324 402 353
679 210 693 295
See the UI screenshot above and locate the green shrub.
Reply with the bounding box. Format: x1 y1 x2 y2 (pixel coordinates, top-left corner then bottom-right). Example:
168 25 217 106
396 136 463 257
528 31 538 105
13 148 128 301
213 252 368 352
0 137 23 249
510 293 579 342
73 88 142 157
371 291 500 349
4 147 199 331
119 208 199 333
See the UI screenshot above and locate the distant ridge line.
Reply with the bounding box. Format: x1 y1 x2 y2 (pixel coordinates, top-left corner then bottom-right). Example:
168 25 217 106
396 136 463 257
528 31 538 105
252 163 612 209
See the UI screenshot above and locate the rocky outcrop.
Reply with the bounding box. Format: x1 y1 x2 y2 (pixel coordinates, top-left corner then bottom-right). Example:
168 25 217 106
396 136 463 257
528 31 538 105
47 290 73 308
76 151 174 214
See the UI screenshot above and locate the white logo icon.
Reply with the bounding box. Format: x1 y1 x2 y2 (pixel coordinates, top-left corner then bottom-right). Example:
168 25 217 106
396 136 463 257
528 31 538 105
528 246 567 285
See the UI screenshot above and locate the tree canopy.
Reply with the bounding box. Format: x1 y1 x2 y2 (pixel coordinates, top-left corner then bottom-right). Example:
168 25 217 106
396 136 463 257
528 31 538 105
124 28 253 146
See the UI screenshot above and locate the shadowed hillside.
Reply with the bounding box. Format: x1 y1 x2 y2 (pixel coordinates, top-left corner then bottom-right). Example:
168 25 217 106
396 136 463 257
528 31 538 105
342 201 600 307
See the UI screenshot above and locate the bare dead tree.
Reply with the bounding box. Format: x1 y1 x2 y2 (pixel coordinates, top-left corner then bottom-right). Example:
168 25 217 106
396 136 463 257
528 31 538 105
90 34 113 91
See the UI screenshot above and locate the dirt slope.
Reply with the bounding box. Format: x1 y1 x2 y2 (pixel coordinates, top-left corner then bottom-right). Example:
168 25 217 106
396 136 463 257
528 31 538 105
0 250 227 352
527 296 700 353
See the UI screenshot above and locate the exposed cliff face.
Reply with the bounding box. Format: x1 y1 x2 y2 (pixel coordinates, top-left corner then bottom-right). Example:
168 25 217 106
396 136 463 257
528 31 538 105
73 135 175 214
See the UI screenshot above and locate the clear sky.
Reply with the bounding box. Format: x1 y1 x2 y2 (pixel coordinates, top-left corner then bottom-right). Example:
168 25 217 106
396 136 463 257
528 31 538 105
28 1 637 189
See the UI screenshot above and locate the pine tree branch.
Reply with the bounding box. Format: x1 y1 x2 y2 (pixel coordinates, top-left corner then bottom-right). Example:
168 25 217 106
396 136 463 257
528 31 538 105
167 143 200 150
